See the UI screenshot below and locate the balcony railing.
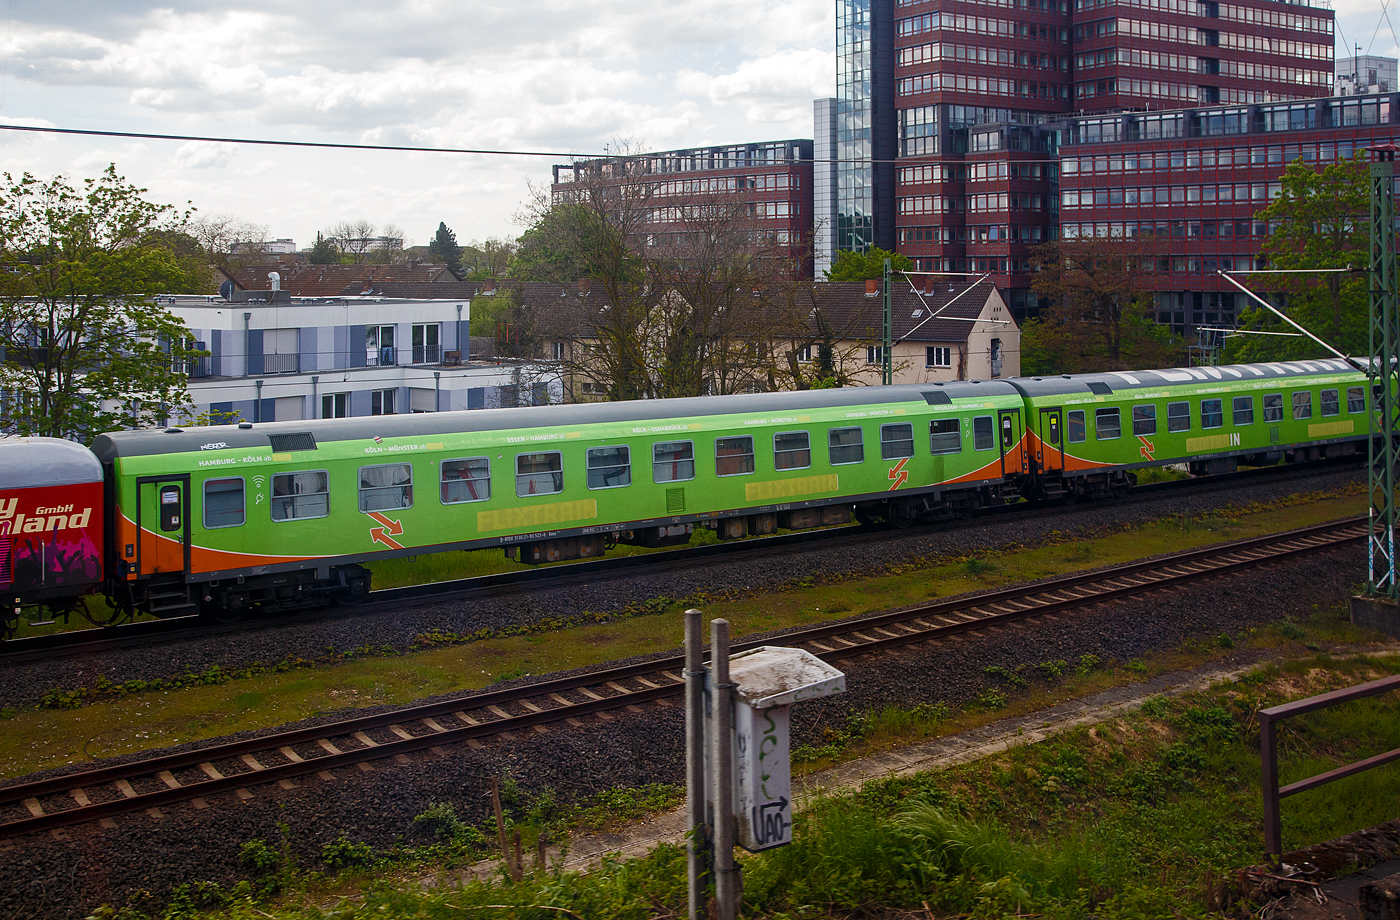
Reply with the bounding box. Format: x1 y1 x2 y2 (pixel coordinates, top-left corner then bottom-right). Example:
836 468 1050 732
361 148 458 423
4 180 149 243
369 346 396 367
264 353 299 375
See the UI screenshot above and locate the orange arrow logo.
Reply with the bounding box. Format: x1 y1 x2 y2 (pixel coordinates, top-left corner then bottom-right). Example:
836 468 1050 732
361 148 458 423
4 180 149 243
887 458 909 491
1137 435 1155 461
367 511 404 549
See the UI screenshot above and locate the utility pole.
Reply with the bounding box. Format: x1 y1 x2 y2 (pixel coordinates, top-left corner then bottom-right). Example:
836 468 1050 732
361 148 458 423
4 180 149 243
1368 145 1399 598
881 258 893 385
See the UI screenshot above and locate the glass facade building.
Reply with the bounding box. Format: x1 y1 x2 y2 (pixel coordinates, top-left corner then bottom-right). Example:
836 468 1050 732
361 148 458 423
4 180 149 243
837 0 1342 331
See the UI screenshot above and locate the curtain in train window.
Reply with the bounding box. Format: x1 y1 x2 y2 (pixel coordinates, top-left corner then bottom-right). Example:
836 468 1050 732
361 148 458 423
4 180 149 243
715 437 755 476
359 463 414 511
516 453 563 496
441 458 491 504
271 470 329 521
653 441 695 482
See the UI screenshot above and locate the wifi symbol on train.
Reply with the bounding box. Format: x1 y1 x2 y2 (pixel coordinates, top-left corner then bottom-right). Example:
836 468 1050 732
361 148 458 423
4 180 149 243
252 475 267 489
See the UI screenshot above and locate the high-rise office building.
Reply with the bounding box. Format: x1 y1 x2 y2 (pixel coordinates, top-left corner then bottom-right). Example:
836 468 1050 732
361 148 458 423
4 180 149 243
838 0 1339 327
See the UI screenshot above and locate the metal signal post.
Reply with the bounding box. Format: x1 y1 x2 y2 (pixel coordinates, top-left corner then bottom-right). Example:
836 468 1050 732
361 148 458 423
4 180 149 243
1368 147 1399 598
882 258 894 386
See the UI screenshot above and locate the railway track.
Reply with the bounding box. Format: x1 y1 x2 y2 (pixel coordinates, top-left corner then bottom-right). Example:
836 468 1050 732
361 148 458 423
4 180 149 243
0 514 1367 841
0 457 1362 665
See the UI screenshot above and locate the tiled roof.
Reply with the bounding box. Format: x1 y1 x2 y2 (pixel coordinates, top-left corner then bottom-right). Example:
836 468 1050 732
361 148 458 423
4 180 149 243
229 263 463 297
514 279 1002 344
808 280 1002 344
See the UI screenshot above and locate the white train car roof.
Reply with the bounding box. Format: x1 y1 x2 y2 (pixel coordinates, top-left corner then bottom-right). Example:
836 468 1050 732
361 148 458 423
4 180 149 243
1010 359 1363 398
0 437 103 489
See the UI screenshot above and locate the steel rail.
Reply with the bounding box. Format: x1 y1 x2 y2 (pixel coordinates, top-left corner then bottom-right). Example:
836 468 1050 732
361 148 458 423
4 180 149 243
0 515 1367 839
0 458 1358 663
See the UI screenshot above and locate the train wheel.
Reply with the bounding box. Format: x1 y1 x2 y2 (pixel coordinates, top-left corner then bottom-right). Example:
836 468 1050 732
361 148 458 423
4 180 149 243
889 499 918 529
333 574 371 607
854 507 879 526
199 600 246 625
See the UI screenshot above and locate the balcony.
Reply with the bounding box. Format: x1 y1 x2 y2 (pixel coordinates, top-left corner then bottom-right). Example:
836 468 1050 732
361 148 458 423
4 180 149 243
368 346 396 367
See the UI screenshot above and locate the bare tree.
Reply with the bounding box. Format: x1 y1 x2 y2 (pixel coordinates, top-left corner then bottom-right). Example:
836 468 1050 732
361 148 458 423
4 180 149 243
515 145 812 401
189 213 269 275
326 219 377 263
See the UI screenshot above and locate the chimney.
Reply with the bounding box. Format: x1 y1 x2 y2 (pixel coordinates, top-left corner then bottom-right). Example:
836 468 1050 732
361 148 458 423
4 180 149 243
864 279 879 297
267 271 281 291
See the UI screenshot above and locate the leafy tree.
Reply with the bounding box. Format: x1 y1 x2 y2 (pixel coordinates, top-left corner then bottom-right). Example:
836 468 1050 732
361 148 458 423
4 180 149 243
823 246 913 282
427 222 463 274
0 165 207 441
1027 235 1181 373
1226 154 1368 363
308 231 340 264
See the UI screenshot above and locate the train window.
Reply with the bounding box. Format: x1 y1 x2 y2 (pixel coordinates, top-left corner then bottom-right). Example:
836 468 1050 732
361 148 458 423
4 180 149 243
774 432 811 470
881 424 915 460
516 453 563 496
1263 393 1284 423
653 441 695 482
271 471 329 521
929 419 961 455
716 437 755 476
1233 396 1254 425
360 463 414 511
1067 410 1086 443
1095 407 1121 440
1167 401 1191 433
1132 405 1157 436
587 446 632 489
441 458 491 504
828 427 864 465
1201 399 1223 429
1320 389 1339 417
974 416 994 450
1348 386 1366 413
203 478 245 529
1292 391 1312 420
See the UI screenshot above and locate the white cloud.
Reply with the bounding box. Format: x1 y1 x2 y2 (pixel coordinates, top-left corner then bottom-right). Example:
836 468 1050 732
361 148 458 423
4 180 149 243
0 0 835 243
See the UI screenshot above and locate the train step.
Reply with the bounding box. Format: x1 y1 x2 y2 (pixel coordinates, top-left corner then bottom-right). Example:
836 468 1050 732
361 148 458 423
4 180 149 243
146 589 196 614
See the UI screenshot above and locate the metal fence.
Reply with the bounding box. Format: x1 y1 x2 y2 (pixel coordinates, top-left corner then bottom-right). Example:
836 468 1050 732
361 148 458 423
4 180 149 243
1260 672 1400 854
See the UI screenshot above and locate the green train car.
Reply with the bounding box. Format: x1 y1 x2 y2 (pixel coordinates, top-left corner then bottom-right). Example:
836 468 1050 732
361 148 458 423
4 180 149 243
87 381 1028 620
1010 357 1369 500
2 356 1371 633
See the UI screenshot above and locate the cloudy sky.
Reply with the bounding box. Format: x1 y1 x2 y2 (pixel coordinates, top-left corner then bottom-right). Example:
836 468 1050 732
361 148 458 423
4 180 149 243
0 0 1390 252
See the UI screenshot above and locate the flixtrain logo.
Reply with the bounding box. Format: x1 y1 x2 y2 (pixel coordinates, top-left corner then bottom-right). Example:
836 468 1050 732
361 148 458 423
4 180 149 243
887 458 909 490
0 497 93 533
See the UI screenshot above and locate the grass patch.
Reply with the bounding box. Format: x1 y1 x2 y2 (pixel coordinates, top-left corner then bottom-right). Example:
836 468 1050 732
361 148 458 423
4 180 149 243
93 649 1400 920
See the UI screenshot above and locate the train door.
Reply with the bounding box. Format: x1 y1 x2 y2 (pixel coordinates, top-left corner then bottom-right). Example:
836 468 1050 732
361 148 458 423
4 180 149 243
997 409 1022 477
1037 408 1064 474
134 475 191 578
